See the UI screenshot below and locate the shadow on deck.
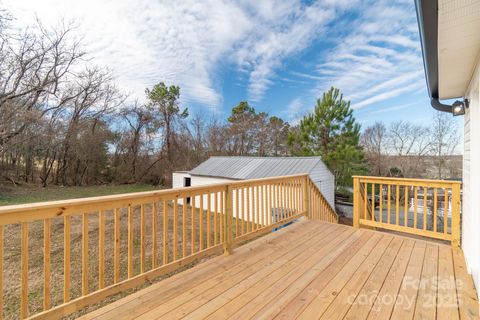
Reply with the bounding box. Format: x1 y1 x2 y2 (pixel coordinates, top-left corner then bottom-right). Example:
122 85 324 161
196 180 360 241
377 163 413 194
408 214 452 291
80 220 479 320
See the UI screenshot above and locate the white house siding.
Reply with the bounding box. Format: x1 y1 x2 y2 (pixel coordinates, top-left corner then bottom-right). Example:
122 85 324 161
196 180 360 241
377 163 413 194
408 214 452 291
463 59 480 291
308 161 335 208
172 172 189 189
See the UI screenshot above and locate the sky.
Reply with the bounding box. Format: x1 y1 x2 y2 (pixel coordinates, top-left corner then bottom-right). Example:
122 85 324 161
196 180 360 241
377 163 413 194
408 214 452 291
1 0 463 130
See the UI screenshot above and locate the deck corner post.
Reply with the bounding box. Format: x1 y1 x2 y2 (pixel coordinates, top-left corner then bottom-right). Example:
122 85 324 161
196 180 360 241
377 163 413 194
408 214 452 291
223 184 233 255
353 176 360 228
303 175 310 219
451 183 461 247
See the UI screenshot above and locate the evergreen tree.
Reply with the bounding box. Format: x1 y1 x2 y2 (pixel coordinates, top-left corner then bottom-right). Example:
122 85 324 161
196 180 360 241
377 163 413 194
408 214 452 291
288 87 367 187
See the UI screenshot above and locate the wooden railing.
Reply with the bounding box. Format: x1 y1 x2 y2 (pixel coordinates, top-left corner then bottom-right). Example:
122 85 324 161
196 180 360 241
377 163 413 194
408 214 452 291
307 178 338 223
0 174 336 319
353 176 461 246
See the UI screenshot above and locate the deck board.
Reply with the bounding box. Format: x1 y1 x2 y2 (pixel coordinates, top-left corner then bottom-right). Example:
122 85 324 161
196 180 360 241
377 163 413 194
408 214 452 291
80 220 479 320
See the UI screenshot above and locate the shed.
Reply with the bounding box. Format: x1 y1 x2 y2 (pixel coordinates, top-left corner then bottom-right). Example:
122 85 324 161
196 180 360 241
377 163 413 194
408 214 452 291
173 156 335 207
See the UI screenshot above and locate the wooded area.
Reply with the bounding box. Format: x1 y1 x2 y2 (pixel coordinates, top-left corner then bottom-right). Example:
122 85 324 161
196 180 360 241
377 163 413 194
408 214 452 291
361 113 461 180
0 12 461 193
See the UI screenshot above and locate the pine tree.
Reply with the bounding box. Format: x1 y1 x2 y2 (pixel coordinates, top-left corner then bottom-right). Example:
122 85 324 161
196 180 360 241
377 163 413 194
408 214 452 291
288 87 367 187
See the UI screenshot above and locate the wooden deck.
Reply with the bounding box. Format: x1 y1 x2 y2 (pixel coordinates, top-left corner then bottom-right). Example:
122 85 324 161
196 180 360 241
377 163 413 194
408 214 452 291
81 220 479 320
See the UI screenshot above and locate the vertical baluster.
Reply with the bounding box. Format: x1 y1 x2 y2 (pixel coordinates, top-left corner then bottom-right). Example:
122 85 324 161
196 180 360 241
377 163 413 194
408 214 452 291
98 211 105 289
140 204 145 273
395 185 400 226
207 193 211 248
173 198 178 260
423 186 428 230
267 183 271 223
379 185 383 223
414 186 418 229
276 183 280 222
364 183 368 220
82 213 89 295
21 222 28 319
127 204 133 278
199 194 204 250
261 185 265 226
292 179 300 213
255 185 259 230
0 225 3 316
152 202 158 268
433 188 438 233
235 188 239 236
288 181 292 217
262 184 268 228
182 196 187 258
387 184 391 224
292 181 296 215
247 186 252 232
269 184 273 225
43 218 51 310
444 188 449 234
63 216 71 303
163 199 168 264
289 181 293 215
403 186 408 227
288 181 291 217
191 196 196 255
114 208 120 283
214 192 218 245
220 191 224 242
371 184 375 221
242 188 245 234
272 184 276 223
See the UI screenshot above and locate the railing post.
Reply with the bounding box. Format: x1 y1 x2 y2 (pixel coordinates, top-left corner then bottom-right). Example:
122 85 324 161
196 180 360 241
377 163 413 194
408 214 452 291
353 176 360 228
223 184 233 255
303 175 310 219
451 183 461 247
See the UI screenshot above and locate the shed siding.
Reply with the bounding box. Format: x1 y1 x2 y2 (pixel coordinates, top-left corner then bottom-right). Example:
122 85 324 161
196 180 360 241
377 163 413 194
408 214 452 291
309 162 335 208
463 59 480 291
172 172 189 189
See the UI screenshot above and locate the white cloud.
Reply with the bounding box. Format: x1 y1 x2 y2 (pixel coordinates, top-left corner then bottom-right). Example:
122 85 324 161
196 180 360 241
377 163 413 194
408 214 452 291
1 0 350 109
2 0 425 114
301 0 425 110
370 101 418 114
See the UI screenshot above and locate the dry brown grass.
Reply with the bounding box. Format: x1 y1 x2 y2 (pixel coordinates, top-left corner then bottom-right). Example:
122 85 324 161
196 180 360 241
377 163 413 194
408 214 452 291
3 202 230 319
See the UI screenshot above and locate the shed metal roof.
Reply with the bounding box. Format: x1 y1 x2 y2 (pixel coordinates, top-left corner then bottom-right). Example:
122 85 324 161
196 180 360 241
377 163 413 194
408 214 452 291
189 156 323 180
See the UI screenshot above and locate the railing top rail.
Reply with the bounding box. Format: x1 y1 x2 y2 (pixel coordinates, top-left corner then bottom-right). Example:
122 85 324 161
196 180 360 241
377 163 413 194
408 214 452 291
0 173 309 217
353 175 462 185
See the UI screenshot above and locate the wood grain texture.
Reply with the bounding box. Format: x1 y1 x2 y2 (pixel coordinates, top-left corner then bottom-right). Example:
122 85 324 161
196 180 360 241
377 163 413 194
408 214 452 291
78 221 476 320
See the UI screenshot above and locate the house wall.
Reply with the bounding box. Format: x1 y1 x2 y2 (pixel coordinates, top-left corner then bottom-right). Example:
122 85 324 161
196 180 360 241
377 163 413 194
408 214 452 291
309 162 335 208
463 58 480 291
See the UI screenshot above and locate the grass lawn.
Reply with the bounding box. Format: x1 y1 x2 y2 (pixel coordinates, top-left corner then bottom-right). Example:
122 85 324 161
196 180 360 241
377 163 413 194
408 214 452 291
0 184 160 206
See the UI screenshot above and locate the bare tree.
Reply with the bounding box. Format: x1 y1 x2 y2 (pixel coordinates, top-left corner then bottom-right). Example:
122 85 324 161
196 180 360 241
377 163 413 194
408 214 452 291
387 121 432 177
118 102 154 182
361 122 387 175
430 111 460 179
0 18 84 151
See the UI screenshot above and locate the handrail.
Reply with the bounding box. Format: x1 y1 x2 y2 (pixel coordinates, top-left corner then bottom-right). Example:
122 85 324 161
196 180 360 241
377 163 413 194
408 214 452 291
307 179 338 223
0 174 336 319
353 176 461 246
